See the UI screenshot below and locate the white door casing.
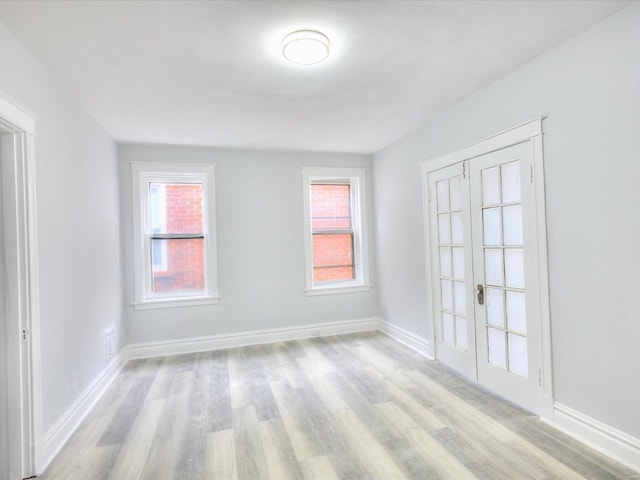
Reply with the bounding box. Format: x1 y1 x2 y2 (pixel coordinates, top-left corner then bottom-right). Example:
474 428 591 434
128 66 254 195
0 136 7 480
0 92 38 479
422 118 553 416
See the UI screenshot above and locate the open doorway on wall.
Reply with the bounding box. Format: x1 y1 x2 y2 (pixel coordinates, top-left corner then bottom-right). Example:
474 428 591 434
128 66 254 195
0 130 8 480
0 96 37 480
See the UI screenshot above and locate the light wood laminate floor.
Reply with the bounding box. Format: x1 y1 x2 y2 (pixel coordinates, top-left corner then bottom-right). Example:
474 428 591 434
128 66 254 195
40 332 638 479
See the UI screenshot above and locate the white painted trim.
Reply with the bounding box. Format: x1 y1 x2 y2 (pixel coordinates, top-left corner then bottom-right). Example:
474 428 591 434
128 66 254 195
544 403 640 474
304 284 372 296
130 161 220 306
34 351 126 475
31 317 640 477
126 317 381 360
301 167 371 295
0 90 36 134
420 117 544 173
379 320 434 359
530 133 554 400
132 295 221 310
0 94 39 479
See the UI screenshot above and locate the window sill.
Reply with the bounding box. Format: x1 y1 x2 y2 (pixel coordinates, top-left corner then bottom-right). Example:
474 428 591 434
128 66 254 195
305 284 372 297
132 295 220 310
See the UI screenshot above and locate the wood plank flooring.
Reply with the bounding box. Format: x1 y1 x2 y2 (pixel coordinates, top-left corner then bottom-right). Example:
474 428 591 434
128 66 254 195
39 332 639 480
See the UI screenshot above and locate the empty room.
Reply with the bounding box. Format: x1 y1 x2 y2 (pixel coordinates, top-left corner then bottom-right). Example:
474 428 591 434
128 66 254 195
0 1 639 479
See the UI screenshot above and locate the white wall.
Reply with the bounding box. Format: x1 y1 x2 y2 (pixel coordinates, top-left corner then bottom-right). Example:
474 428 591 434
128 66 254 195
119 144 378 344
374 2 640 439
0 22 122 435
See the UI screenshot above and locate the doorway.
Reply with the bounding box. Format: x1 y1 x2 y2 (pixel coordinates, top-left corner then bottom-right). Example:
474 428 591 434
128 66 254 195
1 138 7 479
0 96 37 479
423 119 552 415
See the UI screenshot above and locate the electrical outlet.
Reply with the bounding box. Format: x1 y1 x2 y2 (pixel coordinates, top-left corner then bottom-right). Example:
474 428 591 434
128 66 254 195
105 329 115 362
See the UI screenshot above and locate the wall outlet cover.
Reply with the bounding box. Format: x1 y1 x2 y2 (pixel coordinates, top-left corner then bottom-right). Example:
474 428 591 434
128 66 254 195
105 329 115 361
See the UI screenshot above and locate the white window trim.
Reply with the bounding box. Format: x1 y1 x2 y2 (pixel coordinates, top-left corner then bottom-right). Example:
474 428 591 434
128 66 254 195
302 167 371 296
131 162 220 309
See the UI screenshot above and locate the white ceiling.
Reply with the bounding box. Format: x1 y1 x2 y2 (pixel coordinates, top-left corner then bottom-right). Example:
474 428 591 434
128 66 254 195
0 1 629 154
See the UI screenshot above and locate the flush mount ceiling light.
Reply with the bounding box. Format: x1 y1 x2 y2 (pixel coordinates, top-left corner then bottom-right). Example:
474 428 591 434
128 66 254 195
282 30 330 65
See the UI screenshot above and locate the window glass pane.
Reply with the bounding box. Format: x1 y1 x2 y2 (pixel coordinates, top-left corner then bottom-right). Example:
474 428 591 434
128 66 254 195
501 161 521 204
486 287 505 327
454 281 466 315
150 182 204 234
441 279 453 311
151 238 205 293
436 179 449 212
152 237 167 271
442 312 454 345
482 207 501 246
484 248 504 286
312 233 354 283
455 316 468 350
451 212 464 244
506 291 527 334
438 214 451 245
505 248 525 289
481 166 500 206
452 247 465 280
310 184 351 230
487 327 506 369
439 247 452 278
149 184 165 234
449 176 462 211
508 333 528 378
503 205 523 246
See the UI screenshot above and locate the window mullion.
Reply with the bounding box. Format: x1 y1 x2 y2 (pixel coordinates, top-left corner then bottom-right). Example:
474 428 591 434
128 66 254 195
150 233 205 240
312 229 354 235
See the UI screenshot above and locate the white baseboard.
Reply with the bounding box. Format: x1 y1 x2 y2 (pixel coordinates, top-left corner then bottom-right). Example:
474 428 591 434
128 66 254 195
34 352 126 475
378 319 434 359
35 318 640 477
379 320 639 474
544 402 640 473
126 317 381 360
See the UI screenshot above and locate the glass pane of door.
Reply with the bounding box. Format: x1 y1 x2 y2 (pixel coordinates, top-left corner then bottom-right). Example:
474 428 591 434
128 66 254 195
479 159 528 377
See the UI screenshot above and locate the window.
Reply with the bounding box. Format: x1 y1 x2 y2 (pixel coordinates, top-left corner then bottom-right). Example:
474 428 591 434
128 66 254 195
149 184 167 272
302 167 371 295
131 162 219 308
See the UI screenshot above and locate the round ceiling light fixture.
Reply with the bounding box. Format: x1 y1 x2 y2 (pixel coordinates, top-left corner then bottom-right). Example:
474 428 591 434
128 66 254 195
282 30 330 65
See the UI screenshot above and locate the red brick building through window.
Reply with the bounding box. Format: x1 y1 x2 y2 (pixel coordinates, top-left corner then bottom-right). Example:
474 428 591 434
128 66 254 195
310 183 355 283
149 183 206 293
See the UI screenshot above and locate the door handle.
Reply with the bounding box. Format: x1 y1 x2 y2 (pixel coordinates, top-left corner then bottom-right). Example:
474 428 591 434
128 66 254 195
477 284 485 305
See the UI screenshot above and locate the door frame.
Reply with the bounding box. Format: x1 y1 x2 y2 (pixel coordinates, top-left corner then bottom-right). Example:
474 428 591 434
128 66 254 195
421 118 553 416
0 91 39 479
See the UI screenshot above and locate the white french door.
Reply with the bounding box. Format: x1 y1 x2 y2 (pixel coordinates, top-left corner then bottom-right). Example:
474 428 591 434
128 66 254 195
427 132 549 414
428 163 477 379
470 142 542 412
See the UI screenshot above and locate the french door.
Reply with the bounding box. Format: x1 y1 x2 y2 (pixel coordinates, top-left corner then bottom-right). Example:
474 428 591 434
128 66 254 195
428 139 546 413
429 162 477 379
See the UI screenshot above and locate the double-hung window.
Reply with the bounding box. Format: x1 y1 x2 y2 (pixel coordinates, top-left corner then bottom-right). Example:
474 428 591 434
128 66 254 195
302 167 371 295
131 162 219 308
